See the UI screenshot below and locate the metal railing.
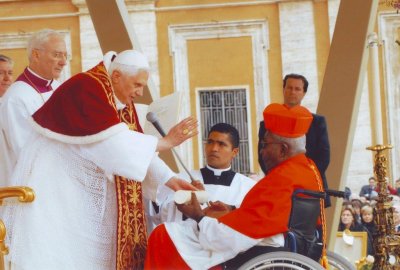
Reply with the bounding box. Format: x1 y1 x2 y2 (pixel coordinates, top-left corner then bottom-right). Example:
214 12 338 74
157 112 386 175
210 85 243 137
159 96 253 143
0 187 35 270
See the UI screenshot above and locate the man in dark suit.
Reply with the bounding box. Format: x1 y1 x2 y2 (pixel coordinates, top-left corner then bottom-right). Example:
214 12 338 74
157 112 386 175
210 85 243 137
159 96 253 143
258 73 331 207
359 177 377 200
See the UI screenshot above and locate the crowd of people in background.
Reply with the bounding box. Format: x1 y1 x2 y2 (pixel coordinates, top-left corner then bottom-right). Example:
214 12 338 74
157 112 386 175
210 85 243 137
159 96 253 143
338 176 400 256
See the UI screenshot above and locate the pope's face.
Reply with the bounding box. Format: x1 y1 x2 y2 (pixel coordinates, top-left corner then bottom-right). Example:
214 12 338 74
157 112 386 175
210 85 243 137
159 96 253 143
112 70 149 105
0 60 13 96
31 35 67 80
205 131 238 169
283 78 306 108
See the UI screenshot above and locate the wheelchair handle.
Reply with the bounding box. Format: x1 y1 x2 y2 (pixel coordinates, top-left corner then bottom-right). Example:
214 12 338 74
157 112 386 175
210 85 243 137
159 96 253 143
325 189 347 198
293 189 325 199
293 189 348 200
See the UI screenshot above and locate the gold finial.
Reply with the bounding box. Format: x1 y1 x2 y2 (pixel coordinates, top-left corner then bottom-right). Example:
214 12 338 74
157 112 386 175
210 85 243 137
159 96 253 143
0 186 35 205
366 144 400 269
380 0 400 11
366 144 393 152
0 186 35 264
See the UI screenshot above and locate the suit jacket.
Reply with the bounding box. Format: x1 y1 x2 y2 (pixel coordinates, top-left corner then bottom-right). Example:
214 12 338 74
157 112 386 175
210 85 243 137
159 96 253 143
359 185 375 199
258 113 331 207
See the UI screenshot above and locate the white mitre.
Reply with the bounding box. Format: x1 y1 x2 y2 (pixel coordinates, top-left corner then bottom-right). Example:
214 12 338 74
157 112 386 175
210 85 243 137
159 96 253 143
103 50 150 71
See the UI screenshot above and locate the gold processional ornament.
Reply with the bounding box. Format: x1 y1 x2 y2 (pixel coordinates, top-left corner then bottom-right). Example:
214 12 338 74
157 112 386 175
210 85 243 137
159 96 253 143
380 0 400 12
366 144 400 270
0 186 35 270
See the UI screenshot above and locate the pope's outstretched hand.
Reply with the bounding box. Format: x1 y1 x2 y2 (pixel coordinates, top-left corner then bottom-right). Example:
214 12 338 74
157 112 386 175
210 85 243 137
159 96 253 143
157 116 198 152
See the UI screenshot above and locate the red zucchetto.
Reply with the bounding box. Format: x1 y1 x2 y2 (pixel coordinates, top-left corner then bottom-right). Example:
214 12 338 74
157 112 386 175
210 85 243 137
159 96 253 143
263 103 313 138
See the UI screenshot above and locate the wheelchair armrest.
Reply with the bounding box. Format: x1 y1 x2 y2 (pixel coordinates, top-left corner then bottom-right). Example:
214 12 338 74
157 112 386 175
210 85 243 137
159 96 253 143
325 189 347 198
292 189 325 199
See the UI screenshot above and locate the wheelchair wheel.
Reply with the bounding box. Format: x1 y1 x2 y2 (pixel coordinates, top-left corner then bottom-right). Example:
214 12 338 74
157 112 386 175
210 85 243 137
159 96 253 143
327 251 355 270
237 251 324 270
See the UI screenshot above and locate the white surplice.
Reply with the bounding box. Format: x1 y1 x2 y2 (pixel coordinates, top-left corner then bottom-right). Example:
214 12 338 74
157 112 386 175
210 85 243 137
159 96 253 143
149 166 283 270
154 166 256 225
0 78 59 186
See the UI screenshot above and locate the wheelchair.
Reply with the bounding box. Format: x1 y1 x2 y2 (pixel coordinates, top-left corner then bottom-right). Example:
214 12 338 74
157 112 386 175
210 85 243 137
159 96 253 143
224 189 355 270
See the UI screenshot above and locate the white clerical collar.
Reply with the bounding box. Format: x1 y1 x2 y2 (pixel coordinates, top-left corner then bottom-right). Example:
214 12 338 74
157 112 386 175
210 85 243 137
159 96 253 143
114 95 126 110
27 67 53 87
206 165 231 176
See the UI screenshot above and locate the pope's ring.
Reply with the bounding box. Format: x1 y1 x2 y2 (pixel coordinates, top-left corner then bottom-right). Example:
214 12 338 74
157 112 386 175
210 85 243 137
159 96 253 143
183 129 189 135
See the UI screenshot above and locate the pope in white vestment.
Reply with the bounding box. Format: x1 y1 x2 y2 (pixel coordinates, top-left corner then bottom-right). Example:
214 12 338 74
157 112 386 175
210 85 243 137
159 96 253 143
2 50 198 270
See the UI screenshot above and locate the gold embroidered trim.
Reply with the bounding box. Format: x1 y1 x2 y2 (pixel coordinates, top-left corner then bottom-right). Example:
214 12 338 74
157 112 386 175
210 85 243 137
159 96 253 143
119 105 137 131
308 160 327 267
85 64 117 112
115 176 147 270
116 103 146 270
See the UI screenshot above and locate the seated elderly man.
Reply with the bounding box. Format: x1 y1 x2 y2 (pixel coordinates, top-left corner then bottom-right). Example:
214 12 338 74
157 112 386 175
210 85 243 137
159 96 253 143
144 103 326 270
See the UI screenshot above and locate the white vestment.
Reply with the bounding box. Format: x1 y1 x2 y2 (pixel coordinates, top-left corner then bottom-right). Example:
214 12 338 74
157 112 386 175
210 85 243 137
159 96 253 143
2 121 175 270
151 166 283 269
155 166 256 225
149 167 284 269
0 77 59 186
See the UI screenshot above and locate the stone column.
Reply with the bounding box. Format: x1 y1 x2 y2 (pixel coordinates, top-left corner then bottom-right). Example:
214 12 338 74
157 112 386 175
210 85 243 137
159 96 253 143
327 0 341 41
278 0 319 112
71 0 102 71
125 0 160 95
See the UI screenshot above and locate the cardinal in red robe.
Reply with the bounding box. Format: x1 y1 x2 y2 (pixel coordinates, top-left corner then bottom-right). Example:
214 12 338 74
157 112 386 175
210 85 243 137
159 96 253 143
144 103 326 270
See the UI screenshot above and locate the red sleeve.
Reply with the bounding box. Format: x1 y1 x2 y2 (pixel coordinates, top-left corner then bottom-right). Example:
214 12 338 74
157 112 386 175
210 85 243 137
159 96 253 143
218 155 323 239
218 174 293 239
388 185 397 195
